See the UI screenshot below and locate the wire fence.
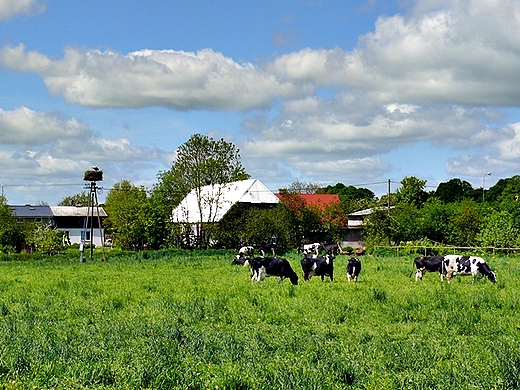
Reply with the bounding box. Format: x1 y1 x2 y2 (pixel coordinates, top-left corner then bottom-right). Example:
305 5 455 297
372 245 520 257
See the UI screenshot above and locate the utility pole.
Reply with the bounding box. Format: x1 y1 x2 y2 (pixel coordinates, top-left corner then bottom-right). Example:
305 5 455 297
387 179 391 215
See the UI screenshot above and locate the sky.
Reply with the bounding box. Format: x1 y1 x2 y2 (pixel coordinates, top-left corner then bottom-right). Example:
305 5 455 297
0 0 518 205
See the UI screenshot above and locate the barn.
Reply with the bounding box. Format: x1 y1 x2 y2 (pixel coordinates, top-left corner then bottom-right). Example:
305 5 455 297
171 179 280 243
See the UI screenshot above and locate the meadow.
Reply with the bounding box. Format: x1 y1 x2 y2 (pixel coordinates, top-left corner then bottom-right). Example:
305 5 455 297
0 250 518 389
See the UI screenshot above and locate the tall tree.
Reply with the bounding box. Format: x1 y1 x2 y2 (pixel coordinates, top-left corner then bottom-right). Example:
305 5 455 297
154 134 249 247
435 178 473 203
394 176 428 208
104 181 149 249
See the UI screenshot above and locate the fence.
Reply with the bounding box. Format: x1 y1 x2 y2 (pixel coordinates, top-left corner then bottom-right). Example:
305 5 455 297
372 245 520 257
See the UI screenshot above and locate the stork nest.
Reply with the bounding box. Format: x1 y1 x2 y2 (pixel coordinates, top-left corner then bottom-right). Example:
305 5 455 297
84 170 103 181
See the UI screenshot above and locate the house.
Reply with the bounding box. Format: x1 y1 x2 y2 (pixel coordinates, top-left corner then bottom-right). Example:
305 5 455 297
171 179 280 242
10 205 107 247
275 193 341 212
343 206 393 248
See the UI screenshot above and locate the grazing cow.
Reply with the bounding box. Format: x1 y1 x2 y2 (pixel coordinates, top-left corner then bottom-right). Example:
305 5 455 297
412 256 446 281
443 255 497 283
322 243 340 257
300 254 334 282
346 257 362 282
249 257 298 285
259 242 276 257
298 243 321 256
238 246 255 258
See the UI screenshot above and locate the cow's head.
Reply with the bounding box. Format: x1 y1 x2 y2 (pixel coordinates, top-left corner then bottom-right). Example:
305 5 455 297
487 270 497 283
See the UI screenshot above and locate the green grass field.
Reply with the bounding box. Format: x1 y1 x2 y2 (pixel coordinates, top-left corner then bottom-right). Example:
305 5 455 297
0 250 518 389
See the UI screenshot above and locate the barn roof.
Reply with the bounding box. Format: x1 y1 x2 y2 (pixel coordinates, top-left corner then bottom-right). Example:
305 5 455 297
275 193 341 212
171 179 279 224
10 205 107 218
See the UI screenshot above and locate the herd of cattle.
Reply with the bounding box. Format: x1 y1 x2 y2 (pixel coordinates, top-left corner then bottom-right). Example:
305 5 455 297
232 244 497 285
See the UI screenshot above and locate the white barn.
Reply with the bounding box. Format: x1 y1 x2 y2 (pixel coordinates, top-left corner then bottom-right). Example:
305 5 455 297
171 179 279 243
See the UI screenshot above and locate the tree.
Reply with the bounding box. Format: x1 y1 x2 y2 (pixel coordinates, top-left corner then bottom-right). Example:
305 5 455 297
285 181 321 194
448 200 481 246
419 198 452 244
104 181 149 249
27 224 65 254
154 134 249 248
59 192 92 206
362 208 392 246
0 195 24 253
394 176 428 208
390 204 422 244
435 178 473 203
477 210 518 249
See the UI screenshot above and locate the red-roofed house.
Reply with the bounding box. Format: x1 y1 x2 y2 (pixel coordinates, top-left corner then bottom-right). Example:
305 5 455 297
275 193 341 211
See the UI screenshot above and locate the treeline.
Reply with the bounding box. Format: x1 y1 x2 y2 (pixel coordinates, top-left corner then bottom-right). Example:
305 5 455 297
363 175 520 249
2 133 520 253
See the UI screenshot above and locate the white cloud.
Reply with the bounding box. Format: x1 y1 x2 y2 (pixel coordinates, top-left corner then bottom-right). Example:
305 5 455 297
0 107 89 146
0 0 45 21
0 45 310 111
0 107 170 203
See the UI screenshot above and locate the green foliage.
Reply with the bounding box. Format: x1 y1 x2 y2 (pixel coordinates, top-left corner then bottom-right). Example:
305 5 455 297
477 209 519 248
153 134 250 248
363 208 392 245
0 251 515 388
104 180 149 249
390 204 423 243
394 176 428 208
435 178 474 203
26 224 65 254
419 198 453 243
448 200 481 246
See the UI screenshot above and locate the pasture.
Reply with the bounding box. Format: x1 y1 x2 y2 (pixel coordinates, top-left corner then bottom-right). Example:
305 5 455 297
0 250 518 389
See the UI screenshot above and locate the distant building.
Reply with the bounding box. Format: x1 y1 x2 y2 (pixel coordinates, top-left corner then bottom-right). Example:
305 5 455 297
275 193 341 212
343 207 393 248
10 205 107 247
171 179 280 243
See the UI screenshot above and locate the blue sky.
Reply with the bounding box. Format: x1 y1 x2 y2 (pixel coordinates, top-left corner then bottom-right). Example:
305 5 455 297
0 0 518 204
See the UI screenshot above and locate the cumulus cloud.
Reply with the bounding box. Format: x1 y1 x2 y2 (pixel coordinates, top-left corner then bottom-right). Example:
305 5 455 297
0 107 88 146
0 0 45 21
0 45 311 111
3 0 520 110
0 107 169 196
4 0 520 194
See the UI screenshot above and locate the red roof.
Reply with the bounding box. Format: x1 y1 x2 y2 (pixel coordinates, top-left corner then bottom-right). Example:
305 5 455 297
275 193 340 212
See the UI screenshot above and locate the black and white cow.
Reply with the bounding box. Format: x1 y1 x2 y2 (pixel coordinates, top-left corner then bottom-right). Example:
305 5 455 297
346 257 362 282
250 257 299 285
300 254 334 282
259 242 276 257
298 243 321 256
443 255 497 283
412 256 446 281
322 243 340 257
238 245 255 258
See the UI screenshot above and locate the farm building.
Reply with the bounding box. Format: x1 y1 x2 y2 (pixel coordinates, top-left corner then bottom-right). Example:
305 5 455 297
171 179 280 242
10 204 107 247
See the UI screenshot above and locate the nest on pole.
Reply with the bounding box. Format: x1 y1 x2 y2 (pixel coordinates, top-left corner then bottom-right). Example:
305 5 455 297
84 170 103 181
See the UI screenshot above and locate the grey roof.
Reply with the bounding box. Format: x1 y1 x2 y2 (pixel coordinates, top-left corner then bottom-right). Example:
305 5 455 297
349 206 394 217
10 205 107 218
